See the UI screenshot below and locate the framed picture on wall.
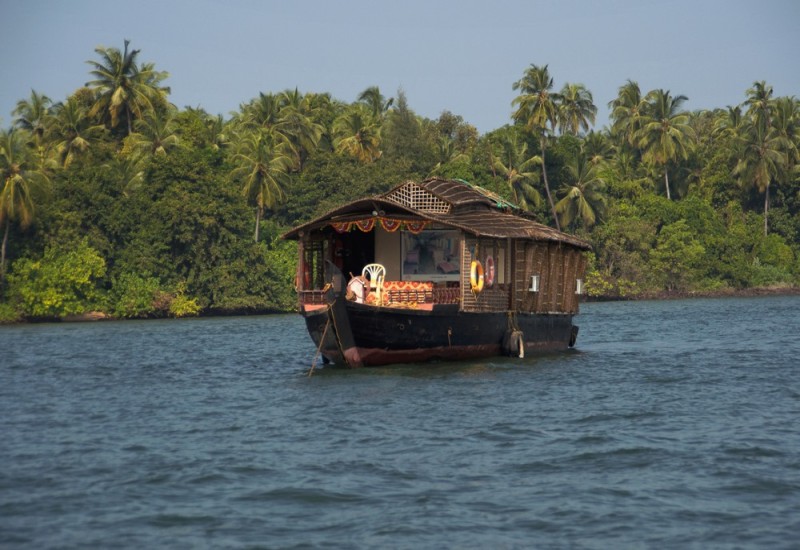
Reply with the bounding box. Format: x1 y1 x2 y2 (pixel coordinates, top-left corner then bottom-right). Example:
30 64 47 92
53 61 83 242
401 230 460 281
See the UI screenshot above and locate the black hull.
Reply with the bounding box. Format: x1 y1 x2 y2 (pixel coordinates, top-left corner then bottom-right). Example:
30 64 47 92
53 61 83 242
302 301 577 367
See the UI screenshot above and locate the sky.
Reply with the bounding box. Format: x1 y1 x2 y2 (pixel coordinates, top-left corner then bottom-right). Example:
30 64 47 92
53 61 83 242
1 0 798 135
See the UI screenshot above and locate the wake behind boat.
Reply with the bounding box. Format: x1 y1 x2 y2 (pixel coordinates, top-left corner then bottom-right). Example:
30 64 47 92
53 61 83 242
282 178 590 367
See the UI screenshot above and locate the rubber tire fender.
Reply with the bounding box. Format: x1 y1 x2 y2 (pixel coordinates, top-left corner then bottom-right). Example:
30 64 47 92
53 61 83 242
503 329 525 358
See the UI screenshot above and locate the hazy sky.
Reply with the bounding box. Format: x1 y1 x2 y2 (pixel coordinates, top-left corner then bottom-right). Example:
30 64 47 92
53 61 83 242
1 0 798 134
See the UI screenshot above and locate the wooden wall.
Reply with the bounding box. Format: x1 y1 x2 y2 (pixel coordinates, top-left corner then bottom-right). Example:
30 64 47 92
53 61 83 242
514 241 587 314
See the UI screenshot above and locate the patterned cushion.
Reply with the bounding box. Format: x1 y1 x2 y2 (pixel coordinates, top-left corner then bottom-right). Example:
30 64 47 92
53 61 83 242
382 281 433 292
381 280 434 305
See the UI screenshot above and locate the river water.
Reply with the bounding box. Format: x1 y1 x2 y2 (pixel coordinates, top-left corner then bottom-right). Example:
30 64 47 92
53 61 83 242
1 296 799 549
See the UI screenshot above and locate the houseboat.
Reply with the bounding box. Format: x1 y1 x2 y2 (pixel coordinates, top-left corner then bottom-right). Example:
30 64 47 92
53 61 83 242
282 178 591 368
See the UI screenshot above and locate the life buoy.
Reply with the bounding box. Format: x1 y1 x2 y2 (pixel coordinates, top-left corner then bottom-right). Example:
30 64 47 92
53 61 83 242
470 260 484 293
485 255 495 288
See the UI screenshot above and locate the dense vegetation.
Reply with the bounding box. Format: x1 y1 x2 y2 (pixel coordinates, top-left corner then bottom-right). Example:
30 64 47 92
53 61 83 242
1 41 798 321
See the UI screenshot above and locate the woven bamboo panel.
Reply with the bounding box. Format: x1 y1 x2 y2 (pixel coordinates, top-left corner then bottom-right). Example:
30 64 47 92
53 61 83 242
386 181 451 213
513 240 526 311
461 238 511 312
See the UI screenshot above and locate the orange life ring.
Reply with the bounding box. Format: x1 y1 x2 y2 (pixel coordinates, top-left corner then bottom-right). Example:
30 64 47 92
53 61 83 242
470 260 484 294
485 255 495 288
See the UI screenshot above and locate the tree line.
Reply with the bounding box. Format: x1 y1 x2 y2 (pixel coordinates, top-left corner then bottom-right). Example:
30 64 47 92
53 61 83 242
1 41 798 321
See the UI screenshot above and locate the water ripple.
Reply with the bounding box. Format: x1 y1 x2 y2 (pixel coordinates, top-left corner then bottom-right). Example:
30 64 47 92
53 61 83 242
1 300 799 548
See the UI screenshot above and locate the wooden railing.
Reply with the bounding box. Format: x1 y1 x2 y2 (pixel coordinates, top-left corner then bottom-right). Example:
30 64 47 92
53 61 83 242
298 290 328 305
299 282 461 307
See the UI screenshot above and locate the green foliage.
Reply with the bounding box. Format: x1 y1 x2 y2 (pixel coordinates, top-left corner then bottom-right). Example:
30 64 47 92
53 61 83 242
2 45 798 316
123 148 284 312
0 301 21 323
590 201 658 292
109 272 162 318
8 240 106 318
275 151 417 226
750 233 796 285
260 235 299 312
168 282 201 317
109 273 202 318
382 90 438 172
757 233 795 268
649 220 706 292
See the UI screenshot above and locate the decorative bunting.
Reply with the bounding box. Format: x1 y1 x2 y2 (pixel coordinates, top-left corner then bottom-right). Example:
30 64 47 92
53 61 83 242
380 218 402 232
331 222 352 233
355 218 376 232
330 218 429 234
405 220 428 234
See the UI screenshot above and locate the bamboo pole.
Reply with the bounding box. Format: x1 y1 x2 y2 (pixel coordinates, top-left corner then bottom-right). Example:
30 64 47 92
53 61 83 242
308 313 331 377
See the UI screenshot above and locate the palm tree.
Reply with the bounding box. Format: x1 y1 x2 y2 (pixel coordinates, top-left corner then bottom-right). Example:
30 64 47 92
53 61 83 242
230 129 294 242
429 135 470 177
635 89 695 200
0 129 50 284
555 153 607 230
303 92 339 151
278 89 324 169
332 106 382 163
86 40 170 135
600 148 650 199
357 86 394 120
129 109 181 157
13 90 52 143
241 92 283 131
207 114 230 152
237 90 324 170
512 64 561 229
490 131 543 210
558 83 597 136
50 96 105 168
772 96 799 172
103 155 146 196
13 90 57 170
179 107 231 152
713 105 744 140
733 114 789 235
745 81 773 128
608 80 645 149
582 131 612 166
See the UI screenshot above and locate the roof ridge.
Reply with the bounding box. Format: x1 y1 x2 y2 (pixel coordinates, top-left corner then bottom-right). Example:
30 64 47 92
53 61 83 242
452 178 520 211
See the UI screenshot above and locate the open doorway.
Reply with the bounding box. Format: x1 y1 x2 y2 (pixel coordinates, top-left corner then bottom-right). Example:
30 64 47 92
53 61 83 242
332 229 375 279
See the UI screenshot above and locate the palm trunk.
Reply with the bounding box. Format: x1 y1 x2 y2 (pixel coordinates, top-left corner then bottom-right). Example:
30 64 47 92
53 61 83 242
254 207 261 243
540 142 561 231
764 184 769 236
664 168 671 200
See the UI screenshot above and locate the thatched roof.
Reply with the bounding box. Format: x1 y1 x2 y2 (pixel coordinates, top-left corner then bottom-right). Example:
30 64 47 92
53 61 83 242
282 178 591 250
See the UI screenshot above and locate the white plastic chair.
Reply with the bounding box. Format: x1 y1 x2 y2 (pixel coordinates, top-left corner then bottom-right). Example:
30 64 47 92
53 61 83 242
362 263 385 304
